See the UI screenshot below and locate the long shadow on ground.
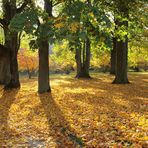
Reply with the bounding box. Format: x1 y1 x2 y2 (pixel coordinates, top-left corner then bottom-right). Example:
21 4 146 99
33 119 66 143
38 93 83 147
0 89 18 147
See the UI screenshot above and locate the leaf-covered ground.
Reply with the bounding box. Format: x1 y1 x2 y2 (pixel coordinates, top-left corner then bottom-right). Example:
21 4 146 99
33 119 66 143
0 73 148 147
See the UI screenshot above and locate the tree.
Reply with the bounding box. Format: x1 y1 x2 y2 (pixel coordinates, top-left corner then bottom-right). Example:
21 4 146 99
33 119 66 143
75 37 91 78
18 48 38 79
110 17 117 75
128 29 148 71
113 11 129 83
10 0 64 93
63 0 111 78
0 0 32 89
50 40 75 73
110 37 116 74
0 44 10 84
38 0 63 93
113 0 148 83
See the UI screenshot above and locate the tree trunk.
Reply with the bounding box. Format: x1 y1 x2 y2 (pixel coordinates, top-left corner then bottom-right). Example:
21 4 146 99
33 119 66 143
38 40 51 93
0 61 4 84
84 37 91 78
75 47 82 78
113 20 129 84
0 58 8 84
2 1 20 89
75 38 91 78
110 37 116 75
37 0 52 93
4 33 20 89
0 44 11 85
27 70 32 79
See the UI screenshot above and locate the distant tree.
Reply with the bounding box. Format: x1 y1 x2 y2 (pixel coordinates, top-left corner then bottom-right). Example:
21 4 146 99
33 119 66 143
50 40 75 73
110 37 116 74
63 0 111 78
18 48 38 79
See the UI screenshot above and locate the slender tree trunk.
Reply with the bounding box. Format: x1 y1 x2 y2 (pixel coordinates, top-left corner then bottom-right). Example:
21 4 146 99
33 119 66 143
110 37 116 75
75 47 82 78
113 20 129 84
75 38 91 78
84 37 91 78
83 40 85 66
38 40 51 93
27 70 32 79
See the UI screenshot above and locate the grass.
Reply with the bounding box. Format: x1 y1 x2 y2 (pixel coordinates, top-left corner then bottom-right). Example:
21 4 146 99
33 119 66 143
0 73 148 147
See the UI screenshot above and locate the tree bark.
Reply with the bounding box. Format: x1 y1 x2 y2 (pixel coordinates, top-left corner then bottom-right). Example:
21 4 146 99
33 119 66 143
75 38 91 78
75 47 82 78
4 32 20 89
2 0 21 89
110 37 116 75
37 0 52 93
113 20 129 84
38 40 51 93
0 44 11 85
84 37 91 78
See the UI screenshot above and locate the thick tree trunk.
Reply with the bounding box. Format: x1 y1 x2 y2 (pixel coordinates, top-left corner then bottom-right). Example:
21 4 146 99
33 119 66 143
0 57 11 85
110 37 116 75
113 20 129 84
37 0 52 93
4 33 20 89
0 44 11 85
2 1 21 89
75 38 91 78
38 40 51 93
0 61 5 84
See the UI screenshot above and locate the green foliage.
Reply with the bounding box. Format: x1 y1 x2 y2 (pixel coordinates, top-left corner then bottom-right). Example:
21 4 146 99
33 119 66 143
129 46 148 68
91 41 110 68
0 26 4 44
10 7 56 49
50 40 75 71
10 10 38 34
7 0 148 72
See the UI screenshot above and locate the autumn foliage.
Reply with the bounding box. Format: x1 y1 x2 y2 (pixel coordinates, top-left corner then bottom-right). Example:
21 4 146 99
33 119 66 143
0 73 147 147
18 48 38 78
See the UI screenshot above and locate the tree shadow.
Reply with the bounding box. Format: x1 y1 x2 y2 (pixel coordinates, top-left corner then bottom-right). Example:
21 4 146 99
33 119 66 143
48 74 148 146
55 75 148 111
0 89 19 146
38 93 83 147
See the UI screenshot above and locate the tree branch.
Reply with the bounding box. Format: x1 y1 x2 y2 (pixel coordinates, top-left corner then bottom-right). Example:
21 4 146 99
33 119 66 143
53 2 61 7
53 0 65 7
0 18 6 26
17 0 31 13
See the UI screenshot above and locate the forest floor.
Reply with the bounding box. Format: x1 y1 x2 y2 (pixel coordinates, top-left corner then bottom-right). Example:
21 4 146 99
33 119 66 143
0 73 148 148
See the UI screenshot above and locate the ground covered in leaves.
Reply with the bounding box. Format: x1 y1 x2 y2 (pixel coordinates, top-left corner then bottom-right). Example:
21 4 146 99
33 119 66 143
0 73 148 147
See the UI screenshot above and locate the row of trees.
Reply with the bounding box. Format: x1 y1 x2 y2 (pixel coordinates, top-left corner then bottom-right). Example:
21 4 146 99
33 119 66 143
0 0 147 93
